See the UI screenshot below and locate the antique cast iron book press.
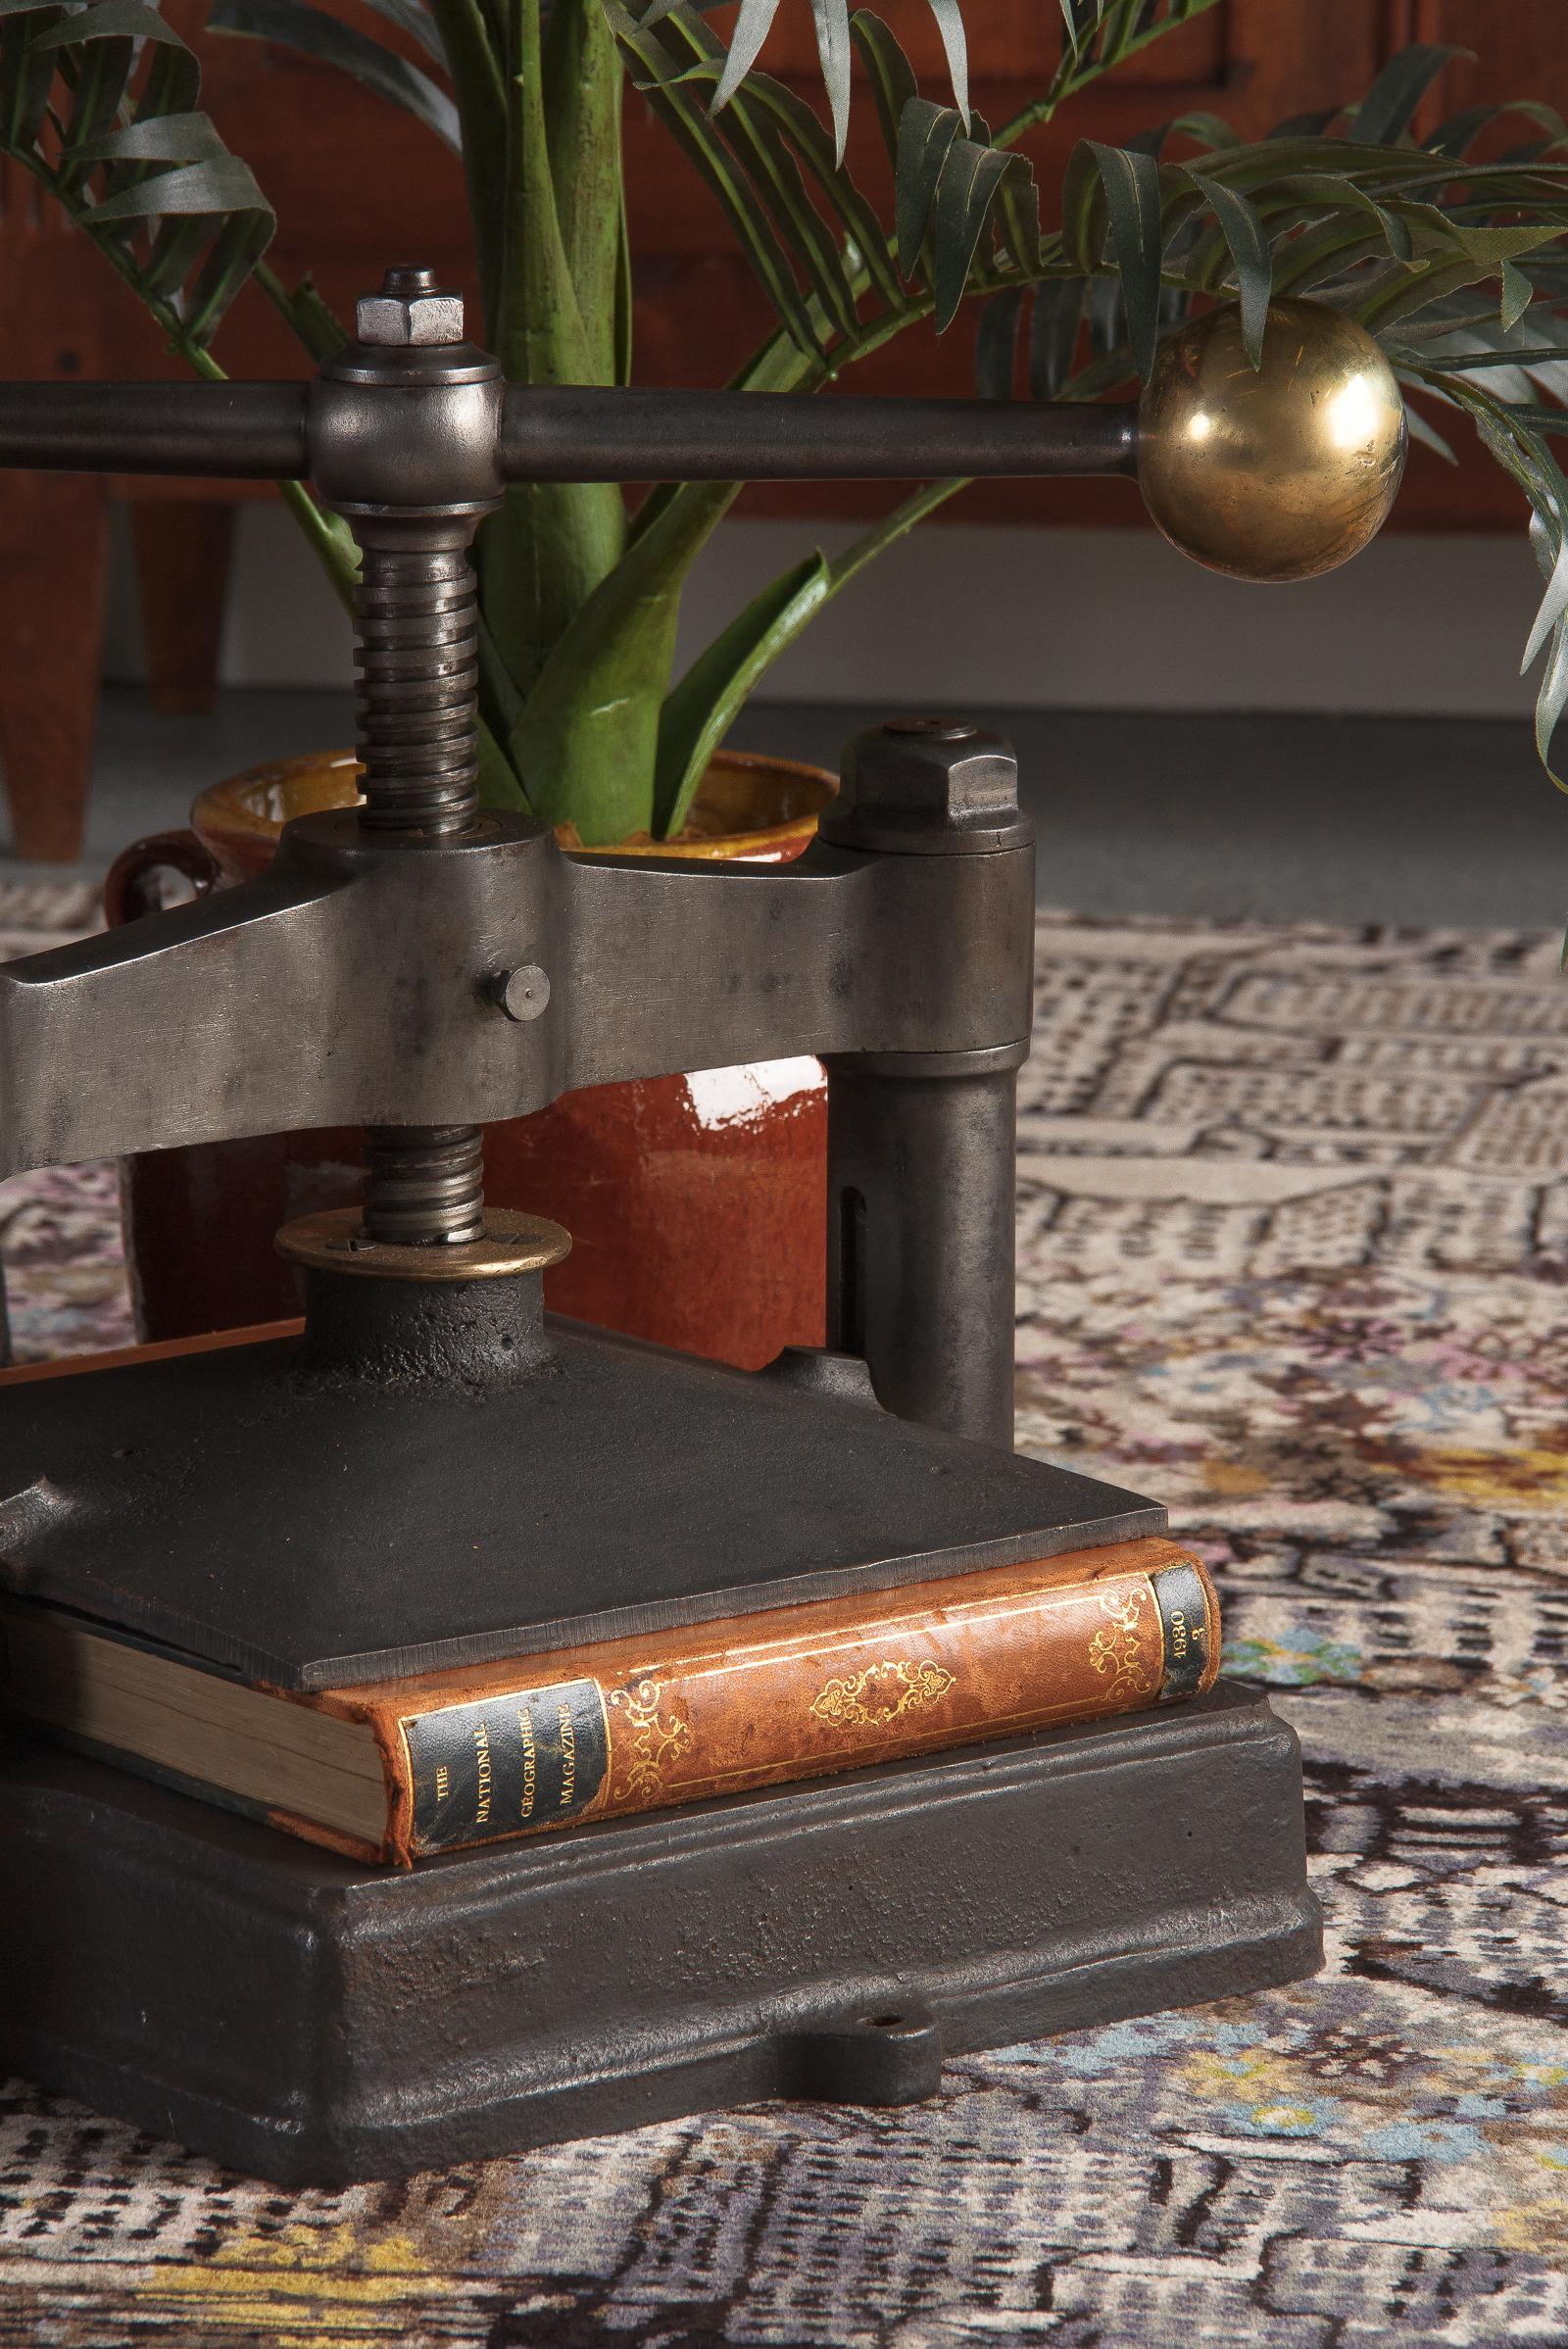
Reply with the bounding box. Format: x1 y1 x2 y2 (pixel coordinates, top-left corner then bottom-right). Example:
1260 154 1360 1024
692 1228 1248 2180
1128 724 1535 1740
0 272 1404 2183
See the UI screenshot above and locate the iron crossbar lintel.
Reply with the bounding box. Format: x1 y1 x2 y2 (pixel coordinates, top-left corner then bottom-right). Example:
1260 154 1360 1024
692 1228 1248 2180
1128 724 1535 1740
0 807 1033 1178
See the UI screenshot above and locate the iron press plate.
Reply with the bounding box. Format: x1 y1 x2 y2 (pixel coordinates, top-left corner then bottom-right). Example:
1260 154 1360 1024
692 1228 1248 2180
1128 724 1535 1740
0 1302 1162 1688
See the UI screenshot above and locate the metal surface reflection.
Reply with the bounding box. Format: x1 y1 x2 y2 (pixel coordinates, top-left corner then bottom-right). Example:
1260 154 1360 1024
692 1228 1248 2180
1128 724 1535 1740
1136 297 1407 581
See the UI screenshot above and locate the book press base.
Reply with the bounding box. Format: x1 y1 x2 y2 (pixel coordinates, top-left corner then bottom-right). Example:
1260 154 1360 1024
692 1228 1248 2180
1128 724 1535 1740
3 1685 1317 2187
0 1258 1320 2185
0 273 1348 2183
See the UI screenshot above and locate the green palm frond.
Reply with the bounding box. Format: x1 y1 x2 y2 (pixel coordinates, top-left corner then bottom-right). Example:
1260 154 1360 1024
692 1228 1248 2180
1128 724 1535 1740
208 0 459 147
608 0 824 357
941 47 1568 776
612 13 1568 815
0 0 274 347
706 0 969 161
0 0 364 617
609 0 912 360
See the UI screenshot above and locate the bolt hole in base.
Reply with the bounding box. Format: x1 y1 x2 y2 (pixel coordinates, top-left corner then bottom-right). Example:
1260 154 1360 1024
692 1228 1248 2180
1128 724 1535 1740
797 2003 945 2107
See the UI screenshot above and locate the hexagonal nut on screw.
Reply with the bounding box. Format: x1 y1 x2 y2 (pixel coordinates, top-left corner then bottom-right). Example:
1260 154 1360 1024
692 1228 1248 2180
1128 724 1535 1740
486 965 552 1023
823 717 1030 854
357 265 466 347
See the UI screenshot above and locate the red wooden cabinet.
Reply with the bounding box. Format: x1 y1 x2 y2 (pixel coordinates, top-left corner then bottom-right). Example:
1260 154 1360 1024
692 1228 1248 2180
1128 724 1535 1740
0 1 1556 855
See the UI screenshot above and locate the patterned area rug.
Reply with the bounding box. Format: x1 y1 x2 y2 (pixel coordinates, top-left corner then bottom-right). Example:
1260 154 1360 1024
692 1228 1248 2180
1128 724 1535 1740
3 888 1567 2346
0 883 132 1369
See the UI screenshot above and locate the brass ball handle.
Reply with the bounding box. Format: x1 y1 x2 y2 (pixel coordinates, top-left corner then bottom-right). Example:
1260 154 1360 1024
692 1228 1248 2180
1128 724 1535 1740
1135 297 1408 582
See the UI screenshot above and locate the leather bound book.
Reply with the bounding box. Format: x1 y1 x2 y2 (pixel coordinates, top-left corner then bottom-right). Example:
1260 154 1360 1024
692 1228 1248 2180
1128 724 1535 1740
1 1535 1218 1866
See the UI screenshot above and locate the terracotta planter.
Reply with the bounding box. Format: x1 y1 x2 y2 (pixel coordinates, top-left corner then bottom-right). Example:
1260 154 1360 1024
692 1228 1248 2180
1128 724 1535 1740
107 751 832 1367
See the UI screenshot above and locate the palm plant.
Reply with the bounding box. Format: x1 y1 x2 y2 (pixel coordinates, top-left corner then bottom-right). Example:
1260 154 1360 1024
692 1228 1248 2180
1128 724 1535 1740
5 0 1568 840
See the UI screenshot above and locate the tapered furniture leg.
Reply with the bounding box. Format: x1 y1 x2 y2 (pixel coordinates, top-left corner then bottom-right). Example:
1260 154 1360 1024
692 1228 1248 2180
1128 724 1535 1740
130 497 235 715
0 471 109 860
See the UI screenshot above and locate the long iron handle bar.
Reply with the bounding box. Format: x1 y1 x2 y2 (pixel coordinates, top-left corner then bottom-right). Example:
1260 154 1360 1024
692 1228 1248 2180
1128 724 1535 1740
0 380 1137 482
498 384 1138 479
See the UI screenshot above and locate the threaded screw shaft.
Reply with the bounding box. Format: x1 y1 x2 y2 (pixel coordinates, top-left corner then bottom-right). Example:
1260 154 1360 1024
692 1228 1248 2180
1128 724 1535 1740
354 520 481 839
362 1125 486 1248
346 266 493 1248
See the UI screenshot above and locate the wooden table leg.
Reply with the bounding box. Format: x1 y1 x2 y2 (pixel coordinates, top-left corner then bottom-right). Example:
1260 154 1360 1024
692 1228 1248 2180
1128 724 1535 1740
0 471 110 862
130 499 235 716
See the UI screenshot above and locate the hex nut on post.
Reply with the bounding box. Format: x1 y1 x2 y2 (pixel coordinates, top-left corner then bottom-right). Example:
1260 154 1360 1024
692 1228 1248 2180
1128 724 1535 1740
357 265 466 348
820 717 1033 856
487 965 551 1023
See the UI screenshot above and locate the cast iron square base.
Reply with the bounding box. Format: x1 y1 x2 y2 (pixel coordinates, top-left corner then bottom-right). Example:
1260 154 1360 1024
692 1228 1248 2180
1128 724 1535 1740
1 1680 1319 2185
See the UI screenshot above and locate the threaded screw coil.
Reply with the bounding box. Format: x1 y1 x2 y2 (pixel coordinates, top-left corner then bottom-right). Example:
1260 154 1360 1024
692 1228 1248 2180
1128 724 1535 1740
363 1124 486 1248
354 525 481 838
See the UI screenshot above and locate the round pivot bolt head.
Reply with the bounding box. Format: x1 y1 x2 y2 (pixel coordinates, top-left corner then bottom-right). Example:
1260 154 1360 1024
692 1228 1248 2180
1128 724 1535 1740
1136 297 1406 581
488 964 551 1022
357 264 466 348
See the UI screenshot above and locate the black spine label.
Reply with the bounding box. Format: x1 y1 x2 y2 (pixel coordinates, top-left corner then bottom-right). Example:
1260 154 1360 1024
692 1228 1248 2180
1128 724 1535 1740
1152 1562 1211 1701
404 1680 611 1855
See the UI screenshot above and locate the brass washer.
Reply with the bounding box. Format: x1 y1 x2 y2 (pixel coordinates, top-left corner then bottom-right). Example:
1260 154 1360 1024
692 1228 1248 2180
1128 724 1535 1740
275 1206 571 1282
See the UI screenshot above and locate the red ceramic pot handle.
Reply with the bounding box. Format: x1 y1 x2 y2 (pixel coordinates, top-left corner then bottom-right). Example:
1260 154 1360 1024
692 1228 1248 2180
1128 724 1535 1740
103 828 220 928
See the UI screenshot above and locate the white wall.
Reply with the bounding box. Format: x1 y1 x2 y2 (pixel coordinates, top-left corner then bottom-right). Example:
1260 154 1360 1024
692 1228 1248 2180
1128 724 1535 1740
102 500 1543 717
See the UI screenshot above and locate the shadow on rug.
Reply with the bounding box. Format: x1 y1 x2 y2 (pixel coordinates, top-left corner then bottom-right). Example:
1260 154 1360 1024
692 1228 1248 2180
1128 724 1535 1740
1 894 1566 2347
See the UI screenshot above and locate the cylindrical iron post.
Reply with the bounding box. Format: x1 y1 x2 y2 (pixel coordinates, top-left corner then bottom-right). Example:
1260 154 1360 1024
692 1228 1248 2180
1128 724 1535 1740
818 720 1034 1450
825 1054 1023 1448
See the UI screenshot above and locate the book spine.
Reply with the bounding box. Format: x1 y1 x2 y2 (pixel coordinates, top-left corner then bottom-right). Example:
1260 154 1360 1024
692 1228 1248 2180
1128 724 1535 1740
383 1555 1218 1865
